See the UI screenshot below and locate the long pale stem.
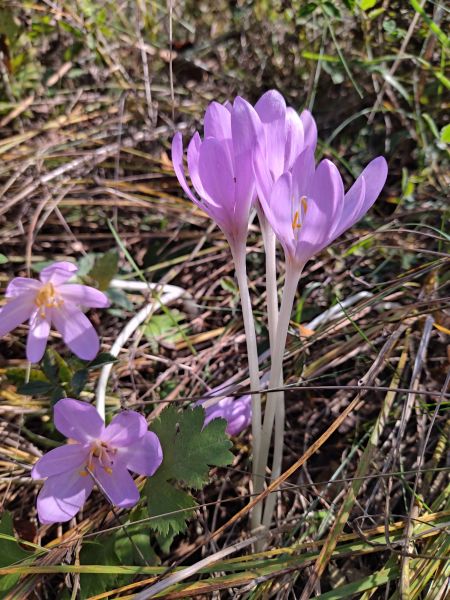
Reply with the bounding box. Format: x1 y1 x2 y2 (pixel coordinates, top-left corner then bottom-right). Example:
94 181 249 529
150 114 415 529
257 262 301 513
258 208 278 351
231 243 262 530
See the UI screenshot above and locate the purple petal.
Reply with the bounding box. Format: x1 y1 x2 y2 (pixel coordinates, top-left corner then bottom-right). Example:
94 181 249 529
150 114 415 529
253 142 274 210
26 310 51 363
117 431 163 476
198 137 235 215
5 277 40 298
40 262 78 285
331 174 366 240
267 172 296 259
58 284 110 308
291 147 316 200
94 463 139 508
103 411 148 447
31 443 89 479
295 160 344 264
203 395 252 436
254 90 287 180
187 132 215 204
284 107 305 171
352 156 388 223
36 470 94 524
54 398 104 443
204 101 232 141
171 132 202 206
300 109 318 154
0 295 34 337
51 303 100 360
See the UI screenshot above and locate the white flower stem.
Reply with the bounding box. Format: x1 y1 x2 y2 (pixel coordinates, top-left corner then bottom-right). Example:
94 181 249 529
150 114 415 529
258 208 278 351
95 280 187 420
230 243 262 530
257 262 301 520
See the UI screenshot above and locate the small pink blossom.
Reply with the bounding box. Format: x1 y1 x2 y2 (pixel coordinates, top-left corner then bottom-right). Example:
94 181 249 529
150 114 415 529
31 398 163 524
199 394 252 436
0 261 110 362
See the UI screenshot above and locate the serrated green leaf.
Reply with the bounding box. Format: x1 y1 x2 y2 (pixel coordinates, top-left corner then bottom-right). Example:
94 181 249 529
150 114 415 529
146 474 197 538
150 406 233 489
79 539 119 599
88 250 119 291
0 512 33 592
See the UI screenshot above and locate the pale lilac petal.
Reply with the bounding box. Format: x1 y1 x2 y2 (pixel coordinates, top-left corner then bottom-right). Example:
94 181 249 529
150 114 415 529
331 175 366 240
172 132 202 206
54 398 104 443
254 90 286 179
204 101 232 141
291 148 316 200
51 303 100 360
0 295 35 337
40 262 78 285
187 132 216 204
103 411 147 447
284 107 305 171
36 470 94 524
253 142 274 210
300 109 318 154
31 444 89 479
203 395 252 436
267 172 296 259
352 156 388 222
231 97 261 227
94 463 139 508
26 310 51 363
198 138 235 213
117 431 163 476
58 284 110 308
295 160 344 264
5 277 40 298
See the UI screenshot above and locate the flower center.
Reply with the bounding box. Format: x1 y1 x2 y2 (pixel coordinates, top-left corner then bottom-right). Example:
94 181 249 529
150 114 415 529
35 282 64 317
292 195 308 240
79 440 117 477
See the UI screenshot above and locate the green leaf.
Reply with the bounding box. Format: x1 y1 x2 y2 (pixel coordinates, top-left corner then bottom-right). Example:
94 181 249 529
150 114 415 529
0 253 7 265
440 124 450 144
146 474 197 538
70 369 88 396
359 0 377 9
79 539 119 599
144 310 185 348
18 381 54 396
150 406 233 489
87 250 119 291
0 512 33 592
86 352 117 370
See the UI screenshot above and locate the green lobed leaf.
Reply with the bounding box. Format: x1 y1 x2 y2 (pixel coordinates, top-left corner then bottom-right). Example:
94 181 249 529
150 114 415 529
150 405 233 489
146 474 197 538
87 250 119 291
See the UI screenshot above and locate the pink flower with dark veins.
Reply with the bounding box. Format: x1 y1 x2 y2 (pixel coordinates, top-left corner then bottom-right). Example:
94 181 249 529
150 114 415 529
31 398 163 524
0 261 110 362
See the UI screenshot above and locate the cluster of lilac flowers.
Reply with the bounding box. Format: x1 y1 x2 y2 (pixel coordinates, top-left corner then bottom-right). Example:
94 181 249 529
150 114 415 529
0 89 387 527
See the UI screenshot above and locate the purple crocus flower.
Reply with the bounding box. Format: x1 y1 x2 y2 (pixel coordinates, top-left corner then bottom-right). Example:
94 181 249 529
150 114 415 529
0 261 109 362
171 97 261 249
200 394 252 436
31 398 163 524
255 147 388 271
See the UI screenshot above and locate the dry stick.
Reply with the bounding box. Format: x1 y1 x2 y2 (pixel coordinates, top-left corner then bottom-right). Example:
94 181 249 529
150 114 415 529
299 324 408 600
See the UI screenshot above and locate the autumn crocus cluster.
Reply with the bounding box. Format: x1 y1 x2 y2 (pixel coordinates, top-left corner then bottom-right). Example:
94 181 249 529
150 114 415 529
172 89 388 531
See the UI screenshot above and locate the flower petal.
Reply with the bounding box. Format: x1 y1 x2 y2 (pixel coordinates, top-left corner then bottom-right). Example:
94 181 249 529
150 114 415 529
94 463 139 508
51 303 100 360
0 295 34 337
36 470 94 524
266 172 296 259
331 174 366 240
253 142 274 210
291 147 316 200
198 137 235 216
54 398 104 443
254 90 286 179
284 107 305 171
203 395 252 436
5 277 40 298
40 262 78 285
31 443 89 479
187 132 214 203
204 101 232 141
300 109 318 154
26 310 51 363
58 284 110 308
171 132 202 206
118 431 163 476
352 156 388 222
103 411 148 447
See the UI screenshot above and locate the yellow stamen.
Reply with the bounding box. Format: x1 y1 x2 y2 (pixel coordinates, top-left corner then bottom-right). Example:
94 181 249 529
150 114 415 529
104 467 113 475
79 469 88 477
292 211 302 230
35 282 64 312
301 196 308 215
